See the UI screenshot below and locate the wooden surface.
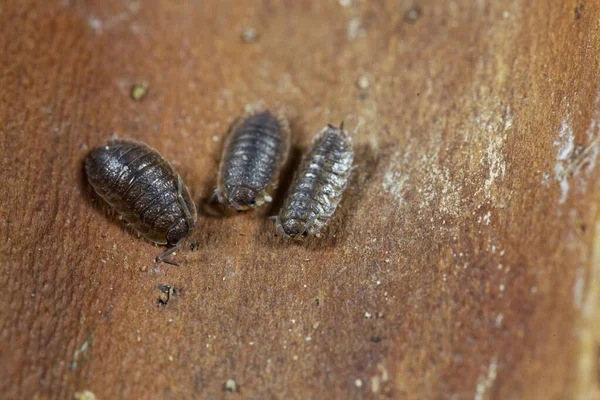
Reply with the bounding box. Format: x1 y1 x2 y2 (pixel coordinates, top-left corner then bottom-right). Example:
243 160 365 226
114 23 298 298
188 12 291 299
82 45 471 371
2 1 600 399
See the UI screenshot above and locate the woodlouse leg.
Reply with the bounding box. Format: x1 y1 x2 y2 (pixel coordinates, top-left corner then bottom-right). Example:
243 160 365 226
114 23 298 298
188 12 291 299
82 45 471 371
269 215 287 237
301 216 328 238
209 189 221 203
210 189 231 208
351 118 364 135
176 175 194 223
299 218 316 238
230 200 244 211
156 243 181 266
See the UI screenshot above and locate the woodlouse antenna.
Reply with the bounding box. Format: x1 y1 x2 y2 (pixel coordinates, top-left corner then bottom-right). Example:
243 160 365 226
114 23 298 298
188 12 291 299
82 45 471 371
352 118 364 135
157 242 182 266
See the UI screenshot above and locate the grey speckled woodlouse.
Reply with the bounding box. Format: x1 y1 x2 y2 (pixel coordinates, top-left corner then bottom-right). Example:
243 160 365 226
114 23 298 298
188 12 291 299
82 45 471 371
215 108 290 210
85 139 197 264
273 123 354 239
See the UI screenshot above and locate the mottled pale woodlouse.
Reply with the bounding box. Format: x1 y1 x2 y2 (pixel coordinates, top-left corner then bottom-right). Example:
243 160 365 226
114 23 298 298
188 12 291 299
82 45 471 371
215 108 290 210
85 139 197 264
273 123 354 239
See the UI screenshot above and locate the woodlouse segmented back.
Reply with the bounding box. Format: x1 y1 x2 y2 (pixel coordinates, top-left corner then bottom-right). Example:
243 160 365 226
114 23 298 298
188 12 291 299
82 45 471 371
215 107 290 210
85 139 197 264
273 123 354 239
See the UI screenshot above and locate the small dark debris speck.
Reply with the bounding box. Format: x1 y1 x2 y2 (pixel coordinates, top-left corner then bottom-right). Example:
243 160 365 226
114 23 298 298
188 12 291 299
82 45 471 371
371 335 384 343
404 7 422 23
575 3 584 20
157 284 172 306
190 241 199 251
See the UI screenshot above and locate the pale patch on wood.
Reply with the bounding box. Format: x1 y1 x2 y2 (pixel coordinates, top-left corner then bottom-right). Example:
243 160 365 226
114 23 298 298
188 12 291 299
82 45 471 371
576 211 600 398
553 117 575 204
474 357 498 400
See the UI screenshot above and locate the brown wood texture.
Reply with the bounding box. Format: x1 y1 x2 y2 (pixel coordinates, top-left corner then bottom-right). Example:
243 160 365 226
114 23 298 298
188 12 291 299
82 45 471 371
2 1 600 399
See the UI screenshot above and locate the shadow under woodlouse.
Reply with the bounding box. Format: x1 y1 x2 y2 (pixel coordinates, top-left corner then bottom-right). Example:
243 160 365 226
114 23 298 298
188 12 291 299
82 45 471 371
197 115 251 220
325 142 381 245
262 144 303 218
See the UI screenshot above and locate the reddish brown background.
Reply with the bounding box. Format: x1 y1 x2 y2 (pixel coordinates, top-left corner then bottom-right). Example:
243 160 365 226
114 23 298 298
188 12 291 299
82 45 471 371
2 1 600 399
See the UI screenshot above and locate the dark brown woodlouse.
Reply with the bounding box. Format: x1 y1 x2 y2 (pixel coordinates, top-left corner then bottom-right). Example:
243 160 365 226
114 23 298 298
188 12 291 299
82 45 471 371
85 139 197 264
215 107 290 210
273 123 354 239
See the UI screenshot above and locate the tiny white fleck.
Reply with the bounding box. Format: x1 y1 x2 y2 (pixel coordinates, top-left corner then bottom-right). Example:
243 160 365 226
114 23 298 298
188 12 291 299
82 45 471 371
357 75 370 90
212 135 219 142
355 379 363 388
88 16 103 33
495 313 504 328
530 286 538 294
364 312 372 319
241 28 258 43
376 280 381 285
499 284 505 292
305 336 311 342
225 379 237 392
483 211 492 225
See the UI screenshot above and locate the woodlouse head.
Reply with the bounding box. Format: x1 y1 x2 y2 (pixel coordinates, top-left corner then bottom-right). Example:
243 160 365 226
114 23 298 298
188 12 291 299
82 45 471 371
274 217 309 240
166 218 193 246
227 186 257 210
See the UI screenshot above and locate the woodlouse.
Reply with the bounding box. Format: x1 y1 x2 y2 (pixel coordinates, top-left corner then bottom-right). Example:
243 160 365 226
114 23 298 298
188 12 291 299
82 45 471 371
85 139 197 264
215 108 290 210
273 123 354 239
